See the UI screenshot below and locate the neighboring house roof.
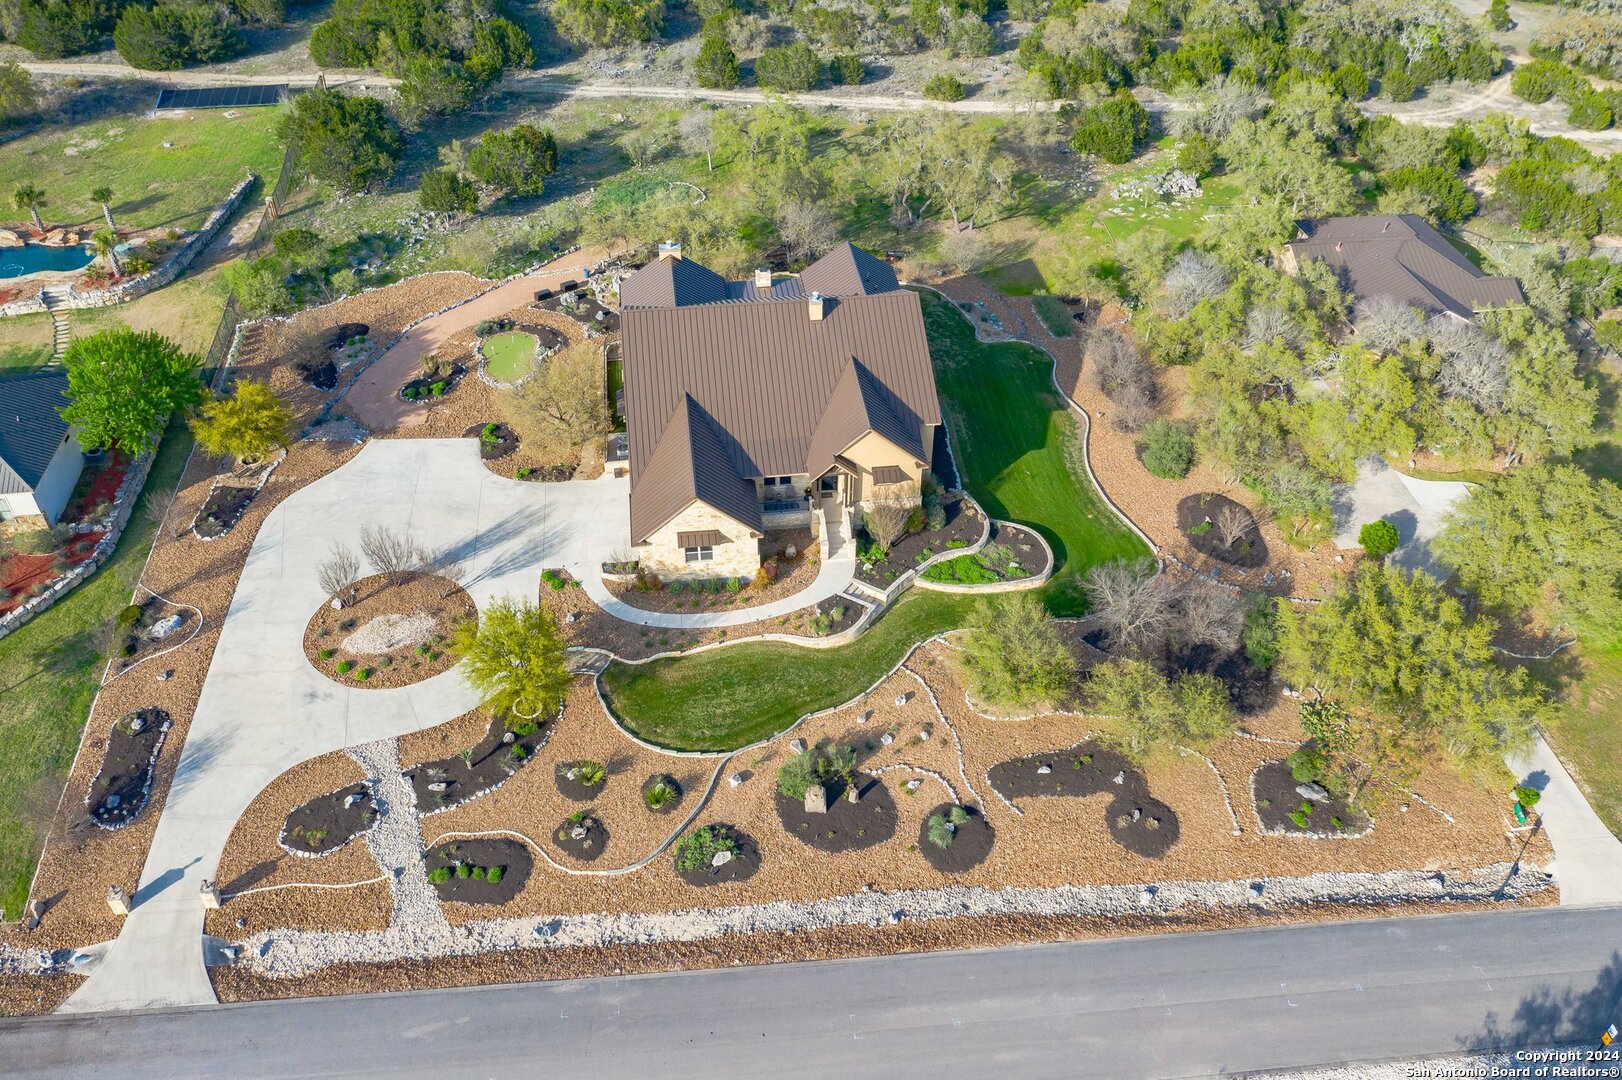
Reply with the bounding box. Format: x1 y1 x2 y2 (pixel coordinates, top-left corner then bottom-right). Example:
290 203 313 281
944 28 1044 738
0 369 71 497
1287 214 1525 319
621 243 941 543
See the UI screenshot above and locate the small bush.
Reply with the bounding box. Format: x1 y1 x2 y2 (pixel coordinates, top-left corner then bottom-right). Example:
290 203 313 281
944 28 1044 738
430 381 447 396
487 865 503 882
674 824 740 873
1287 743 1325 783
14 525 69 555
1330 815 1344 829
1358 519 1401 559
1139 420 1195 479
319 649 335 660
427 866 452 884
829 53 863 85
1289 808 1310 829
355 668 371 681
455 862 471 878
574 760 606 787
644 780 676 810
726 576 742 593
470 866 486 880
1514 785 1542 808
923 74 965 102
336 660 353 674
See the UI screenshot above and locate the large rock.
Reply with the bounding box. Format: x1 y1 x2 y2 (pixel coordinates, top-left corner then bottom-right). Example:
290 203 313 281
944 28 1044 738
803 785 828 814
0 229 22 249
1295 782 1329 802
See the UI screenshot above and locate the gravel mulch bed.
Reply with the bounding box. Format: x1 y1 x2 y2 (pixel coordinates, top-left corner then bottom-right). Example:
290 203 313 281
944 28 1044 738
193 483 257 539
403 712 551 814
855 494 982 589
303 572 474 691
674 825 761 887
107 596 198 677
775 774 898 854
0 974 83 1018
426 839 531 905
988 741 1179 859
1252 761 1372 837
464 422 517 461
1177 493 1268 569
552 812 609 862
640 774 683 815
399 363 467 405
88 708 169 828
281 783 376 856
918 802 995 873
608 531 820 613
204 748 393 942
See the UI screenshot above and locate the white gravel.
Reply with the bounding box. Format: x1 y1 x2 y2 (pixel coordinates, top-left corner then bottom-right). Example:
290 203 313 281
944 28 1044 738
346 739 450 942
234 862 1551 980
341 612 435 655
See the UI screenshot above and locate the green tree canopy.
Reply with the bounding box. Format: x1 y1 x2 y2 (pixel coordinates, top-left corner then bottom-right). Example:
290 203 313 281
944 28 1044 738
0 61 41 120
1435 463 1622 633
278 87 404 194
1070 89 1150 163
418 168 477 213
755 41 821 92
449 596 569 719
693 32 739 89
957 593 1075 711
1277 563 1548 792
466 124 558 196
188 378 293 461
60 328 203 455
1357 519 1400 560
551 0 664 48
1084 658 1233 760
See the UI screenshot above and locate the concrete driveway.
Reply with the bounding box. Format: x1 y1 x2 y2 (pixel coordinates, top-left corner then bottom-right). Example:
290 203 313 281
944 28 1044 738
1332 458 1473 579
62 439 628 1013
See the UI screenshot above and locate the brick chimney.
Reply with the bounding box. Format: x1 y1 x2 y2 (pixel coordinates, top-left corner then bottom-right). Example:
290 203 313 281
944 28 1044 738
657 240 682 261
754 267 772 289
807 291 826 321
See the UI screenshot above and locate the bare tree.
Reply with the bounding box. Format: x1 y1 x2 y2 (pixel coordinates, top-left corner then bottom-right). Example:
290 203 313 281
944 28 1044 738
359 526 423 588
1215 504 1254 551
1242 302 1301 350
939 228 994 275
317 541 362 604
1173 580 1243 649
1354 295 1424 354
503 342 611 466
1082 558 1176 654
774 197 840 265
1428 317 1509 413
677 109 718 173
1160 249 1229 319
1086 330 1158 430
1171 75 1265 140
863 499 914 553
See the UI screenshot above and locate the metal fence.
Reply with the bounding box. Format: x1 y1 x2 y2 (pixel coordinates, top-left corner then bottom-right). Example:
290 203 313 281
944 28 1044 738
202 293 244 390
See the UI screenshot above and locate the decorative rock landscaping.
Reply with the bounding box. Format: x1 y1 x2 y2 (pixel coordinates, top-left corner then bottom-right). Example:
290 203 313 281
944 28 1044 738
88 708 170 829
775 774 898 854
552 811 609 862
1252 761 1372 838
192 484 257 540
280 783 377 856
674 824 760 888
405 713 550 814
303 572 474 690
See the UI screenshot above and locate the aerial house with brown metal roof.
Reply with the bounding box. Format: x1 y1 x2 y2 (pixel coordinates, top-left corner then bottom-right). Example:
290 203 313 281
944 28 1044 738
619 241 943 580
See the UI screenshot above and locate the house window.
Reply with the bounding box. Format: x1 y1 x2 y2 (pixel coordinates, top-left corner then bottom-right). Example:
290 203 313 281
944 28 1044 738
684 546 714 563
762 475 794 488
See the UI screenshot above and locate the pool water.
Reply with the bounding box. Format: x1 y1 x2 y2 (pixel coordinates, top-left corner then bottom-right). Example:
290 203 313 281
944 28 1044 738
0 243 96 279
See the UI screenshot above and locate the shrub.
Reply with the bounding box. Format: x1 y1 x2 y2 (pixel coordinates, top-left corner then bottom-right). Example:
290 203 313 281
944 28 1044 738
487 865 503 882
427 866 452 884
467 124 558 197
674 824 740 873
116 603 144 629
1289 808 1311 829
756 42 821 92
693 32 740 89
573 760 606 787
1243 592 1279 670
455 862 471 878
355 668 371 681
922 73 966 101
926 805 970 848
470 866 486 880
419 168 477 213
1567 91 1612 131
1594 318 1622 353
829 53 863 85
1176 132 1218 178
1358 519 1401 559
644 780 676 810
1287 743 1326 783
1487 0 1510 31
1139 420 1194 479
1514 785 1542 808
279 88 403 194
319 649 335 660
336 660 353 674
430 381 446 396
776 743 856 800
1070 89 1150 164
725 576 742 593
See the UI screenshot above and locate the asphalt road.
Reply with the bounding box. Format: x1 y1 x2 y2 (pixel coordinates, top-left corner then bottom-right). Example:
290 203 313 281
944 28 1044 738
5 906 1621 1079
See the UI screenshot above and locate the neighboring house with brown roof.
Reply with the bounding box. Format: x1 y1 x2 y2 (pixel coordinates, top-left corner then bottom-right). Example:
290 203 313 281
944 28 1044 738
620 242 942 579
1281 214 1525 322
0 369 84 527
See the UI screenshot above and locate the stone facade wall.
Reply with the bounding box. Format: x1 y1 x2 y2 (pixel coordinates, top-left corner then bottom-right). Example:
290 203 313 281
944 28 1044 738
0 177 256 319
637 502 760 581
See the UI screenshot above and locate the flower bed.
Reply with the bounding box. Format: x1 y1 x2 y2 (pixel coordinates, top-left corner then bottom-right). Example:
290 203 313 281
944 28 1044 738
106 594 196 675
607 531 818 614
425 838 530 905
0 530 102 616
989 741 1180 859
918 802 995 873
303 572 474 690
552 811 609 862
775 773 898 854
87 708 170 829
919 521 1051 588
855 494 983 589
673 824 760 887
405 712 551 814
464 422 518 461
399 363 466 404
1252 760 1372 838
279 782 376 856
1176 493 1268 569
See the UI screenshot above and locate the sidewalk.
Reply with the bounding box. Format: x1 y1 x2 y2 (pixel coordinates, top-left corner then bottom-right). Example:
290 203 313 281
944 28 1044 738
1509 733 1622 907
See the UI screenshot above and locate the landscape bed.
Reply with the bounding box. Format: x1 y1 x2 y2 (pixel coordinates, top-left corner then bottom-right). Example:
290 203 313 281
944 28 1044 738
303 571 473 690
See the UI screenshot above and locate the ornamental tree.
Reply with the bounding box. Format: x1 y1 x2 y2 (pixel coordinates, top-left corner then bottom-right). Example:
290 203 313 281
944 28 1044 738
449 597 569 720
958 593 1075 711
60 328 203 455
1357 519 1400 560
188 378 293 462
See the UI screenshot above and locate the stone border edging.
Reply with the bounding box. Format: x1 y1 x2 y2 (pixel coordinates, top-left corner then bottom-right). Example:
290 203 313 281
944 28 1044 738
83 712 171 832
100 585 205 687
188 450 284 542
473 328 557 391
913 522 1056 594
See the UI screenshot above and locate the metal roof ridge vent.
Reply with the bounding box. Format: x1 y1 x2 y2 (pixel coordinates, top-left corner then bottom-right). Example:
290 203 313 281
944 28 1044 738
808 291 826 321
657 240 682 261
754 267 772 289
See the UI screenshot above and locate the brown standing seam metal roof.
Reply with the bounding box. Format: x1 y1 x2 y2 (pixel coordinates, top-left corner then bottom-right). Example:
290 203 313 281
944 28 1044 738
870 465 908 486
0 369 71 497
1287 214 1525 319
676 530 727 547
630 395 764 545
621 244 941 546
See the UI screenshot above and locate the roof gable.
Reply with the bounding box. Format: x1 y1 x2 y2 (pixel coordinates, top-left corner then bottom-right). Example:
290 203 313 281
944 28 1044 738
630 395 763 544
806 356 925 478
799 242 900 297
0 370 72 496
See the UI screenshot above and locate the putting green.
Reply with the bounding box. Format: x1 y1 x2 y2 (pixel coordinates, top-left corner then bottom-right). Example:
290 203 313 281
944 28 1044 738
483 331 538 382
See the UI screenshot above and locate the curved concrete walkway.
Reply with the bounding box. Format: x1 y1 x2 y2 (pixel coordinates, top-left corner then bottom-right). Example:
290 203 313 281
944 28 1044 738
62 440 630 1013
1509 733 1622 907
578 505 857 629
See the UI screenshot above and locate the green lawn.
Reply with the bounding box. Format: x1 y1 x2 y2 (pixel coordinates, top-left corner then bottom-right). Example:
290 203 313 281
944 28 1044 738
0 313 54 374
482 330 537 381
597 289 1149 751
0 111 284 233
0 420 193 919
606 358 625 432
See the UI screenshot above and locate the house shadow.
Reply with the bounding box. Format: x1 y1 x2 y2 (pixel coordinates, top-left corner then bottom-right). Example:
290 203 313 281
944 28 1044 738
1463 950 1622 1053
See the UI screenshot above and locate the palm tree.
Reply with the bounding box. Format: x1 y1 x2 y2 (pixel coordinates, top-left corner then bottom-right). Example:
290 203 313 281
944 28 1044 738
13 184 45 234
92 229 122 277
90 186 116 233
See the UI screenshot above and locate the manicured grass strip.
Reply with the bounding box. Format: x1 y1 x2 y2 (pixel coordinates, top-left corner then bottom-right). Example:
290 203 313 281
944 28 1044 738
607 358 625 432
1539 643 1622 838
482 331 537 381
0 314 55 375
599 290 1149 752
0 420 193 919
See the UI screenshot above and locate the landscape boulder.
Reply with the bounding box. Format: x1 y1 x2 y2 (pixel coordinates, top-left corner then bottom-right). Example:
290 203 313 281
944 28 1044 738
804 785 828 814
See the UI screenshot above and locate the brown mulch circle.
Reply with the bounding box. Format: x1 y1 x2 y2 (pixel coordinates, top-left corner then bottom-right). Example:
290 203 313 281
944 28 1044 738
1176 494 1269 570
1252 760 1371 837
463 422 518 461
640 773 683 815
400 363 467 404
280 782 375 856
426 838 531 905
552 813 609 862
774 773 898 854
674 825 761 888
988 741 1180 859
405 713 550 814
917 802 996 874
303 571 475 690
856 494 982 588
193 484 256 539
89 708 169 828
555 761 608 802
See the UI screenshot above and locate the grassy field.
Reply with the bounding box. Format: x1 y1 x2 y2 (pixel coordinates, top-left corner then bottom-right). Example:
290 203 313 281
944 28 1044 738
598 290 1149 751
73 262 235 356
0 420 192 919
0 110 284 234
0 313 54 374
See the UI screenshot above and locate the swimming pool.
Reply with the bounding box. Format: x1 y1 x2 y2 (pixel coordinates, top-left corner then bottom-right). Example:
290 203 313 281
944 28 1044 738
0 243 95 279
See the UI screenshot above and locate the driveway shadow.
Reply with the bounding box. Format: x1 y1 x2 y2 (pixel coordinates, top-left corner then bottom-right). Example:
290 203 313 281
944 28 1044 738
134 856 203 905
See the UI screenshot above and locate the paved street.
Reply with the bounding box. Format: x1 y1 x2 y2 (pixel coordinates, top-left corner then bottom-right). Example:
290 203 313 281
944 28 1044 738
12 905 1622 1079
